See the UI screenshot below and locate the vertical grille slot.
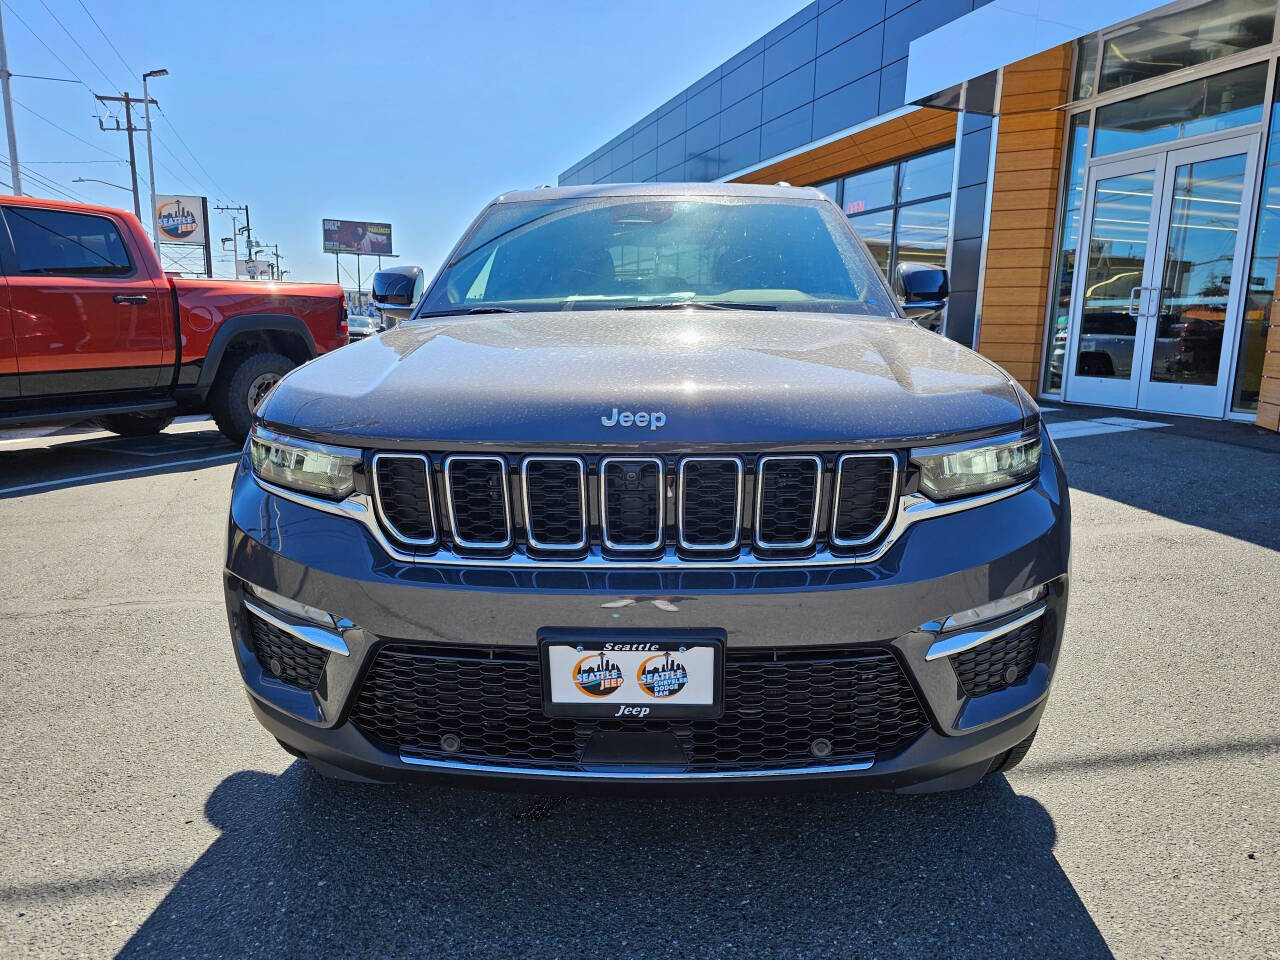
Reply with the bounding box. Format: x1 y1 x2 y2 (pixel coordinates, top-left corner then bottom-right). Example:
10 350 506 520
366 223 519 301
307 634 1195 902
831 453 898 547
600 457 664 551
755 455 822 549
444 456 512 549
522 457 587 550
678 457 743 550
372 453 437 546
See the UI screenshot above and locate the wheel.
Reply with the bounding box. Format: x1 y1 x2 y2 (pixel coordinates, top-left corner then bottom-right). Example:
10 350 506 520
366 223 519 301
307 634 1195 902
94 411 175 436
209 351 295 445
989 725 1038 776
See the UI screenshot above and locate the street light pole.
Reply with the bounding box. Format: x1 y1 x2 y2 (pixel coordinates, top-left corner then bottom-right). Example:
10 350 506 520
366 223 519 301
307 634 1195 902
72 176 132 192
142 69 167 254
0 6 21 195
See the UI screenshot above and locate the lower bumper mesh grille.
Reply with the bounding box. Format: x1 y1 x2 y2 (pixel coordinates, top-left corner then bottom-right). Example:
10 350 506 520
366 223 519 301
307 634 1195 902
247 612 328 691
952 620 1042 697
349 643 929 772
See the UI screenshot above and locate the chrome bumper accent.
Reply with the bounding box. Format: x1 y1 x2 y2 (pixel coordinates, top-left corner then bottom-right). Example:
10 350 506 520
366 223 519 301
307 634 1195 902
924 603 1047 662
243 598 351 657
255 475 1036 570
399 753 875 779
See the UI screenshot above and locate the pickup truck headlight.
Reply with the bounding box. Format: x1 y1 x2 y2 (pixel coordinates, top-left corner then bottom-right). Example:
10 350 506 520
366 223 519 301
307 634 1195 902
912 430 1042 501
249 425 360 499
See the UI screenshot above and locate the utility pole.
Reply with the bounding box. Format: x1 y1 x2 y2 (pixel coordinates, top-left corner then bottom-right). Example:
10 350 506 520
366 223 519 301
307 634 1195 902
96 92 156 220
0 6 20 195
141 69 167 255
215 204 252 276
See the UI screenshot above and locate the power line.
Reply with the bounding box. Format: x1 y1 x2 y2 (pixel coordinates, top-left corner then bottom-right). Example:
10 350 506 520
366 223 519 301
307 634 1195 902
0 1 88 88
11 96 125 160
155 105 229 202
23 158 126 164
75 0 134 78
35 0 122 91
0 156 88 202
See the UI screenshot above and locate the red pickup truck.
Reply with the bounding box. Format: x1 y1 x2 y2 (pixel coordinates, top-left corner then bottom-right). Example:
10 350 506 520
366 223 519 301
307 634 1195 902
0 195 347 443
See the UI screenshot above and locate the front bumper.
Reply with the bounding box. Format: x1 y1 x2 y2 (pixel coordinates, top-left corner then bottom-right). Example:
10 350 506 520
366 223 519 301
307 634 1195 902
223 437 1070 793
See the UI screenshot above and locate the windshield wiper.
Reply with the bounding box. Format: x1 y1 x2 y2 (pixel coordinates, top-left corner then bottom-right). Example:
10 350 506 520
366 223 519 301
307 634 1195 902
416 306 520 318
616 300 776 311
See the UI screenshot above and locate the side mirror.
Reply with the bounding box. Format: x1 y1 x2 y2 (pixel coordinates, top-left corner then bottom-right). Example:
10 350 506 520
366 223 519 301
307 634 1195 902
372 266 424 328
895 262 948 326
372 269 416 306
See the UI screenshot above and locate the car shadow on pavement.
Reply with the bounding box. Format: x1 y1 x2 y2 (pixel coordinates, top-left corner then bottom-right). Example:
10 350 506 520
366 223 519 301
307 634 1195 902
1048 418 1280 552
118 766 1112 959
0 427 238 499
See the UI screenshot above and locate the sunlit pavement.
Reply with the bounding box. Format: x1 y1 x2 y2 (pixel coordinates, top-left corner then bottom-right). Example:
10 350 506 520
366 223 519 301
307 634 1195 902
0 407 1276 959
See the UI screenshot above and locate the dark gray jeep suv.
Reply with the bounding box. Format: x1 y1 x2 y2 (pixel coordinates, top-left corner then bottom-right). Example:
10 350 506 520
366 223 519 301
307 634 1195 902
223 183 1069 792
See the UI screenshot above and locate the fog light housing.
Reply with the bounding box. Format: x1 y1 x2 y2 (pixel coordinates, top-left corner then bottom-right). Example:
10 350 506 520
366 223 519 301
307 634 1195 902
942 584 1046 631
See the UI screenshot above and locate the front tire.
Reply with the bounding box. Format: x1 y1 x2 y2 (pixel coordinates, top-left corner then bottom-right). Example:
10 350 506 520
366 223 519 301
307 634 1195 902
94 412 175 436
209 351 294 444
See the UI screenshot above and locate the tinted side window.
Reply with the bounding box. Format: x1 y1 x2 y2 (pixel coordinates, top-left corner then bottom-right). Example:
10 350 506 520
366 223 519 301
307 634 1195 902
3 207 133 276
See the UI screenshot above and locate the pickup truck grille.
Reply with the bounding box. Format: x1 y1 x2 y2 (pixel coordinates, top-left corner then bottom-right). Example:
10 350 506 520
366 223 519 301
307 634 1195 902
370 451 900 561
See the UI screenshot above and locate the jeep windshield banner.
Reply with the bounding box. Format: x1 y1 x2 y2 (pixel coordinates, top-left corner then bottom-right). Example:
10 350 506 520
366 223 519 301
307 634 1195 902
323 219 393 255
155 195 207 245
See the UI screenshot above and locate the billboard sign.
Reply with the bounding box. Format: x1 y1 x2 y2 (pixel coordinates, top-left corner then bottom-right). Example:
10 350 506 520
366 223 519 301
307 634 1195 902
236 259 274 280
323 218 392 255
155 195 207 245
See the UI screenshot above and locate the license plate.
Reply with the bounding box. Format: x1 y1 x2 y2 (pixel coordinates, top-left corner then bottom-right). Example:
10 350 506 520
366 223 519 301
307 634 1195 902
540 633 723 719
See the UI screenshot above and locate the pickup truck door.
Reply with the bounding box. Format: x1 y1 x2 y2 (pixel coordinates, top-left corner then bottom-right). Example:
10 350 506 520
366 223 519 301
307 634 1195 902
0 266 16 400
0 204 170 398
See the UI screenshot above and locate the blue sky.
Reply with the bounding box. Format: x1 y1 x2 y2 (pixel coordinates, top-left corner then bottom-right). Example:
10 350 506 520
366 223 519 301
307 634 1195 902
2 0 796 286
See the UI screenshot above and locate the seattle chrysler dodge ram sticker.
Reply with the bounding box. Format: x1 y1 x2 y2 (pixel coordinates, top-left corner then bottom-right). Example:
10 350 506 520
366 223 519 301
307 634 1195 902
636 652 689 698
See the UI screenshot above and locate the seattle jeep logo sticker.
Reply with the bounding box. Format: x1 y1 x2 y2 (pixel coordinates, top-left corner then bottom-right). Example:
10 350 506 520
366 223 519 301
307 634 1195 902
601 408 666 430
573 653 624 697
636 652 689 698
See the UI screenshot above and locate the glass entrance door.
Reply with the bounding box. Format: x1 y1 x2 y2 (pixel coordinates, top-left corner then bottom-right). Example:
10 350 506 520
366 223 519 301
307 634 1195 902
1064 134 1259 416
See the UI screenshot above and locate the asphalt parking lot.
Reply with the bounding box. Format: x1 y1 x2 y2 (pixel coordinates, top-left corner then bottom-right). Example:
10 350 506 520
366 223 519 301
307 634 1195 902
1 409 1277 959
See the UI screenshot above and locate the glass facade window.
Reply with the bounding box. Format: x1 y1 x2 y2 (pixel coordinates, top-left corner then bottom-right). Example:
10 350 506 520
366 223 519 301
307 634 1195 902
1235 73 1280 412
1096 0 1275 94
842 167 895 215
1043 115 1089 394
826 146 955 279
1092 62 1268 157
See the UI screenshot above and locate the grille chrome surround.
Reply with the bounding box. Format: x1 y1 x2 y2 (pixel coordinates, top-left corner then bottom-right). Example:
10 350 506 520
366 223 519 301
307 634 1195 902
443 455 513 550
266 473 1033 569
371 453 438 547
678 457 743 551
520 456 588 551
600 456 665 551
754 455 822 550
831 453 899 548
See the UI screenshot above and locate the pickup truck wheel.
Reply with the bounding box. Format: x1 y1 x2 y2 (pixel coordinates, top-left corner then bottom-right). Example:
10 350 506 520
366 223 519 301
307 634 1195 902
94 412 175 436
210 351 295 444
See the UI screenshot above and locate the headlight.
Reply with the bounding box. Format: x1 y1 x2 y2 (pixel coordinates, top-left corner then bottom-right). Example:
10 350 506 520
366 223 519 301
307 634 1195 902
249 425 360 499
912 430 1042 501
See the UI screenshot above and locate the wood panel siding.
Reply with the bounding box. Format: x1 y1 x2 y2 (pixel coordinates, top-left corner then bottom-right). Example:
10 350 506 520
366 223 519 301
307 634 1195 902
976 45 1074 393
732 108 958 187
1258 322 1280 432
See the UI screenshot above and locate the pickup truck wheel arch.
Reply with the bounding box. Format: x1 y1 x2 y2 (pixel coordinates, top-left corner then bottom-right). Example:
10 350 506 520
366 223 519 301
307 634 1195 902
191 314 318 399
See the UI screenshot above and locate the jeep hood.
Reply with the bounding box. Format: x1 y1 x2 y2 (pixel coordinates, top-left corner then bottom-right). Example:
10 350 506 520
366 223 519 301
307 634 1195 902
259 310 1028 447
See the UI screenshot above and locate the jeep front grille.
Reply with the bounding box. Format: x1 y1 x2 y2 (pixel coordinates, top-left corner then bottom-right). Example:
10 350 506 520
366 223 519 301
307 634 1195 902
350 642 928 772
368 450 900 563
444 456 512 549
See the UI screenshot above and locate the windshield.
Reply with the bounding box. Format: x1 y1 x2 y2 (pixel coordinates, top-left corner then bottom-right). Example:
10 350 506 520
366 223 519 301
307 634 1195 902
418 195 897 317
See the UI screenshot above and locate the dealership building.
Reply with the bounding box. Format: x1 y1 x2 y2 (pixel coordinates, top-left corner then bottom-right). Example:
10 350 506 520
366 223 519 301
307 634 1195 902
559 0 1280 430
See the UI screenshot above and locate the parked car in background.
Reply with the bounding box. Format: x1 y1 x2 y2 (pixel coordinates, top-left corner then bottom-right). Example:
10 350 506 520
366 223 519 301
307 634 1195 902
346 314 380 341
225 183 1069 794
0 197 348 443
371 264 424 329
